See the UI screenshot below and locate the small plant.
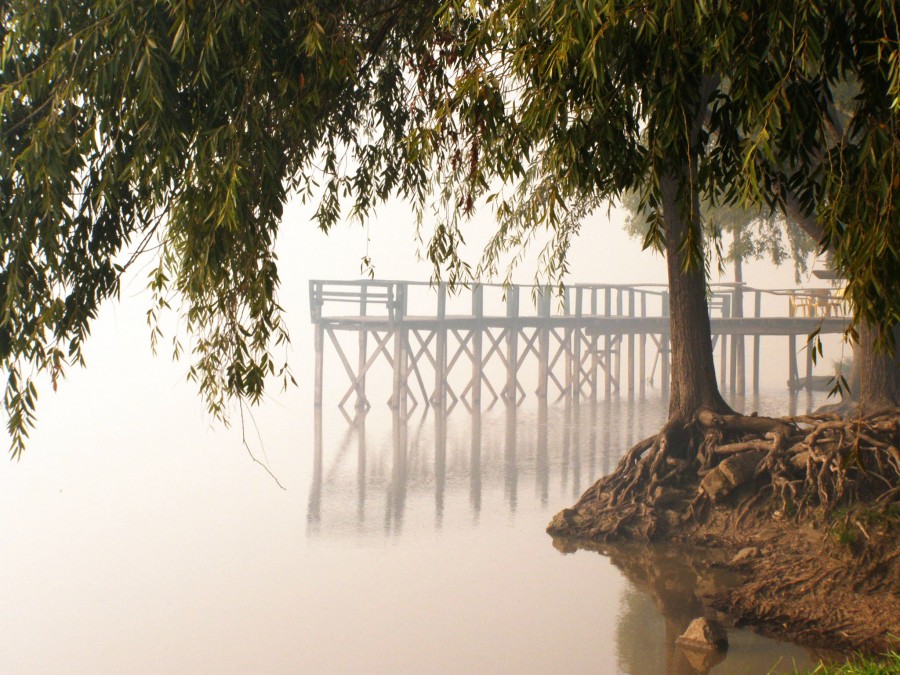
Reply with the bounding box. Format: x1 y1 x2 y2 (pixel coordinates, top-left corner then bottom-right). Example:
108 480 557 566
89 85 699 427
802 650 900 674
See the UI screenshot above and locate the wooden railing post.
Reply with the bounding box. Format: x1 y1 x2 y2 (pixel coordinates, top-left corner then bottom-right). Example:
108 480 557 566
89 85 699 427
573 287 583 402
471 284 484 408
640 291 647 399
505 285 520 402
627 289 635 399
537 286 550 400
661 290 670 399
433 282 447 407
753 290 762 393
590 288 599 400
356 284 368 409
391 282 408 409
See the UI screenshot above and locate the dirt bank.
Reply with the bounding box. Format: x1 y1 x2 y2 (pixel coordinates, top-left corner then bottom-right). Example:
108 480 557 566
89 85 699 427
548 411 900 653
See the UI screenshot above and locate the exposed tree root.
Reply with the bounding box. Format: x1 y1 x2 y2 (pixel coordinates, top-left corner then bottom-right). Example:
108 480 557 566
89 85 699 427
550 408 900 543
548 408 900 653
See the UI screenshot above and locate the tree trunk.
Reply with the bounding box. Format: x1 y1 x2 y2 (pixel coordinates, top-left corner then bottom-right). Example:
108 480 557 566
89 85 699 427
857 321 899 411
660 170 732 423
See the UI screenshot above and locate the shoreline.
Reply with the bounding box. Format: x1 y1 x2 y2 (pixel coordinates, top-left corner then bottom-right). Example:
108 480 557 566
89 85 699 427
549 504 900 654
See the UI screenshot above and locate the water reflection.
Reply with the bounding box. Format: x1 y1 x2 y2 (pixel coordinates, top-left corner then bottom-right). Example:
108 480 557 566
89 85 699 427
305 389 834 674
307 391 822 538
307 396 661 538
553 539 836 674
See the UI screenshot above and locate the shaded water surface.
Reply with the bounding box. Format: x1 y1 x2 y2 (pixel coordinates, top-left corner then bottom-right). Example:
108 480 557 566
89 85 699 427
2 385 828 673
305 391 826 674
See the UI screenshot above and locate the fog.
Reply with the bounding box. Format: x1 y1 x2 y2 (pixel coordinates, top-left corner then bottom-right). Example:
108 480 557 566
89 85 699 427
0 196 838 673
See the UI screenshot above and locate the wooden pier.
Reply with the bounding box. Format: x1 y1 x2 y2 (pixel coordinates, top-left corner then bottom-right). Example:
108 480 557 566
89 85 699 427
310 280 849 414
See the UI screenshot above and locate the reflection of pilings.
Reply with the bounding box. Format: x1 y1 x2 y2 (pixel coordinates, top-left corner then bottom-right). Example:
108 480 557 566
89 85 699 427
602 400 612 476
357 411 366 525
308 406 323 532
435 405 447 529
561 402 571 493
504 402 518 512
588 400 598 480
470 402 482 521
537 401 549 507
386 406 407 534
571 402 582 498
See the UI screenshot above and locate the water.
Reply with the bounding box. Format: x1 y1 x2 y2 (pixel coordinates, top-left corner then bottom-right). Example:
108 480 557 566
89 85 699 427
0 342 832 675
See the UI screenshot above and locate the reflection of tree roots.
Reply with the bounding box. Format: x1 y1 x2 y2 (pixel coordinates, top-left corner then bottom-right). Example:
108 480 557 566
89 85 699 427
550 408 900 543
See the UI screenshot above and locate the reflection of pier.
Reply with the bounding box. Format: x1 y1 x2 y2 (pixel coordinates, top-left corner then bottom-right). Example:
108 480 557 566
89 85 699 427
306 399 643 537
310 280 849 414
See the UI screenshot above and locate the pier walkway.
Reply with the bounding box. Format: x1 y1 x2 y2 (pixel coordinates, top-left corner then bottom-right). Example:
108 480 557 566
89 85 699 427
310 280 848 413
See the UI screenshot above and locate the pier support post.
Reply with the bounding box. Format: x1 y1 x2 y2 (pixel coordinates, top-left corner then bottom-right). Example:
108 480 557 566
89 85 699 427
753 291 761 394
788 333 799 391
390 283 409 410
433 283 447 408
573 288 583 402
505 286 520 402
627 290 635 400
314 323 324 408
661 291 670 399
537 287 550 400
472 285 484 408
640 292 647 399
356 286 368 409
604 287 612 399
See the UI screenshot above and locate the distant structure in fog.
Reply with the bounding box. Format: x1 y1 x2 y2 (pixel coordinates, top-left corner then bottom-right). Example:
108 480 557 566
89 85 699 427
309 280 848 414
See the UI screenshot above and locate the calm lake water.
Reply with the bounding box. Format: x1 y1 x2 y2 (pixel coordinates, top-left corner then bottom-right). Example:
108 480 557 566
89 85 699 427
0 333 833 675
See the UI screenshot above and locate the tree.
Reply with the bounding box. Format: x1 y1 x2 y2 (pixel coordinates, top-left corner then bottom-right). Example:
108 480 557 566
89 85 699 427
1 0 897 471
622 195 816 285
416 0 899 537
0 0 449 456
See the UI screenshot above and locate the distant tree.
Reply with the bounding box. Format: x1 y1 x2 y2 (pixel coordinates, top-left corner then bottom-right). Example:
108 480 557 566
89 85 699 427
620 192 817 284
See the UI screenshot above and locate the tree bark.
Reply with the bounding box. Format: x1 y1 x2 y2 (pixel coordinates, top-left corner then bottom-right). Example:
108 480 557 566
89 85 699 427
660 169 732 423
857 321 899 411
657 75 733 424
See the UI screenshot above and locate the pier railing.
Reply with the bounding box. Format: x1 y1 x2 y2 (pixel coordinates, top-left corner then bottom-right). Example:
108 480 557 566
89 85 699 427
309 280 849 414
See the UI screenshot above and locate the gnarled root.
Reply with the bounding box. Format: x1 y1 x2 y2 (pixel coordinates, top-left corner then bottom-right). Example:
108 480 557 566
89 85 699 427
548 409 900 543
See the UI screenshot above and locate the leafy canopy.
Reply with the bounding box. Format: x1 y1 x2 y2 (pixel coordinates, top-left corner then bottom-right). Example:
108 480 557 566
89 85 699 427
2 1 898 455
0 0 451 456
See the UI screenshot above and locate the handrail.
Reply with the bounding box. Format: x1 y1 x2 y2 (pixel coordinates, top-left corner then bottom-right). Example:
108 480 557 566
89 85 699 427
309 279 847 323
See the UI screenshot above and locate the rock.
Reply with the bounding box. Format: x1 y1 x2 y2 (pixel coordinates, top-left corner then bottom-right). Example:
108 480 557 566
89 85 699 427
700 450 765 502
676 617 729 652
700 467 732 502
676 645 727 673
730 547 759 566
718 450 765 487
